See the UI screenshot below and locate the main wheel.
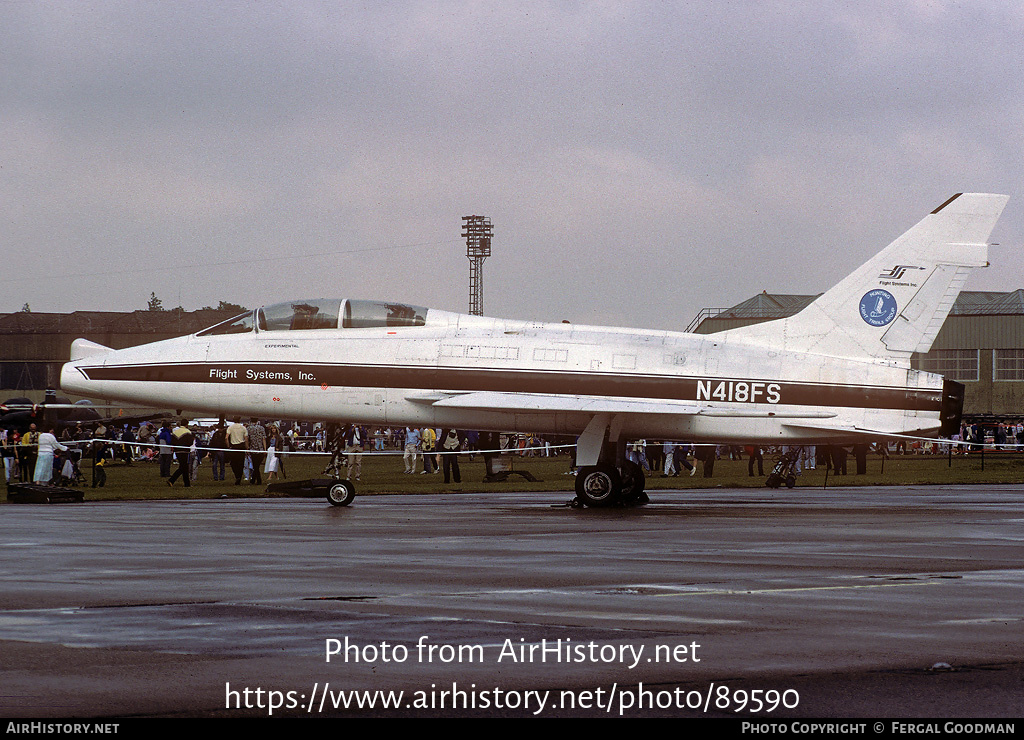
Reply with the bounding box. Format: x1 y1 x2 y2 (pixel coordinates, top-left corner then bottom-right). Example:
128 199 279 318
575 464 622 507
619 460 647 505
326 480 355 506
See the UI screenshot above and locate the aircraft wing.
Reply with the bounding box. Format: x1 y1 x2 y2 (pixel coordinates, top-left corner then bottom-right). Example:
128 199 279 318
427 391 700 415
420 391 836 418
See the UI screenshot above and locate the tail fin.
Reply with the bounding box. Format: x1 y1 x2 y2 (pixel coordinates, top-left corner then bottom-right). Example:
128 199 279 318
721 193 1009 360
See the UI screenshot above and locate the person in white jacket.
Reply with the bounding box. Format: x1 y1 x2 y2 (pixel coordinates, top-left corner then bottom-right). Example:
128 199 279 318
34 427 68 484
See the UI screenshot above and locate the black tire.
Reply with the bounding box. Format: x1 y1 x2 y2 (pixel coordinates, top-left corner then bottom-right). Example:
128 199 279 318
575 464 622 507
785 475 796 489
620 460 647 504
326 480 355 507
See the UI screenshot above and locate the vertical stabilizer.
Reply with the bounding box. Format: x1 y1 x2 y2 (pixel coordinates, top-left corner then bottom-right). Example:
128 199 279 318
720 193 1009 360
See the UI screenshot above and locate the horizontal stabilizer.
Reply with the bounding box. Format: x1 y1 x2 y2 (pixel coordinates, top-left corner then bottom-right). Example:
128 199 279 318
782 421 923 439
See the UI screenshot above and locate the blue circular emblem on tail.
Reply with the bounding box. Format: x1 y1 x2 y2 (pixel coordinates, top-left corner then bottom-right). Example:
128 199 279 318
859 289 898 327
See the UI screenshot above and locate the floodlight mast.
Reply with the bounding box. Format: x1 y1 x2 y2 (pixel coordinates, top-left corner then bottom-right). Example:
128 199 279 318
462 215 493 316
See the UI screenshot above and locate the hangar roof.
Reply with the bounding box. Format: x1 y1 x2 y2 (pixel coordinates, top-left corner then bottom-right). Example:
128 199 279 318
701 290 1024 324
949 289 1024 315
688 290 1024 333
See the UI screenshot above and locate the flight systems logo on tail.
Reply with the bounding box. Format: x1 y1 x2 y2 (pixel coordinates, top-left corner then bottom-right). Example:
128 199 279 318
860 289 898 327
879 265 926 280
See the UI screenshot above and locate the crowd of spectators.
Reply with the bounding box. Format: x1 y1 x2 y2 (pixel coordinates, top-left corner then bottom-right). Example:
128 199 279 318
4 418 1021 490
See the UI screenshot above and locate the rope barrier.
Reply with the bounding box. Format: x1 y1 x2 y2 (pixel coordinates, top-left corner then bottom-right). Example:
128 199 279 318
4 431 1022 455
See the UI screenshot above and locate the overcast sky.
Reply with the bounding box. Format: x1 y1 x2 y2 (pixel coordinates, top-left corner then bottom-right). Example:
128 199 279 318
3 1 1022 330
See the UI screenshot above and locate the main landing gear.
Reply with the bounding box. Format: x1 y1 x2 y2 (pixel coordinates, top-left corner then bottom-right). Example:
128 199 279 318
571 414 650 508
575 460 648 508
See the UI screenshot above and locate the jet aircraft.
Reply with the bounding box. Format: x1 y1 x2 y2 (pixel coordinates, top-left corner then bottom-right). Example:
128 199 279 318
60 193 1009 506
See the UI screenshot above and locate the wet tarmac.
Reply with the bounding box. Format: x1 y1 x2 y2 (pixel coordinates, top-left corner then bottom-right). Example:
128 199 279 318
1 485 1022 717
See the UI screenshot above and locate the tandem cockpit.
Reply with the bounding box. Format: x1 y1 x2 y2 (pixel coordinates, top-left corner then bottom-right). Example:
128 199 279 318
196 299 430 337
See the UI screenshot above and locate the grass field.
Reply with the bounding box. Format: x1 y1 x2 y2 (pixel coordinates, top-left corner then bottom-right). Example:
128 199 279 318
6 448 1024 502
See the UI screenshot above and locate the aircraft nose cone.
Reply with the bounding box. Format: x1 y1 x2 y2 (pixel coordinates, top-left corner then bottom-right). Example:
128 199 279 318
60 360 90 396
62 339 115 395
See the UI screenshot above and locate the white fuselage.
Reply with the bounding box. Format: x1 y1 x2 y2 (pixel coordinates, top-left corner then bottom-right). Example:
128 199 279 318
60 307 944 444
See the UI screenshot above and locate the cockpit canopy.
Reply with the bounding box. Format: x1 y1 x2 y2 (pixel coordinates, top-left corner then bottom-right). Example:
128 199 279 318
262 299 343 331
196 299 428 337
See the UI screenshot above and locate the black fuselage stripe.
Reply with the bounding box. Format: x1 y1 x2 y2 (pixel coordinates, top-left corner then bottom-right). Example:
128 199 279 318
78 362 943 412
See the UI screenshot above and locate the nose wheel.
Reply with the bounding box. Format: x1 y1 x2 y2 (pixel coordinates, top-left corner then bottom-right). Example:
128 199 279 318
326 479 356 506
